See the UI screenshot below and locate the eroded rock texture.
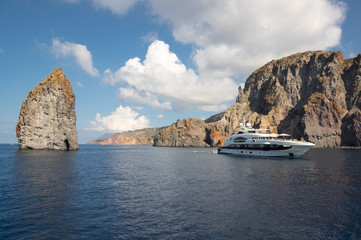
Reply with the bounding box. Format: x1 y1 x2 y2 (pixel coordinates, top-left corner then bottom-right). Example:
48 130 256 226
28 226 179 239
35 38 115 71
154 51 361 148
16 68 79 150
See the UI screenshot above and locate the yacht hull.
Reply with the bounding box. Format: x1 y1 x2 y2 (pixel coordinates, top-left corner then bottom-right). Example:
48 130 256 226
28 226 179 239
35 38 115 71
218 142 314 158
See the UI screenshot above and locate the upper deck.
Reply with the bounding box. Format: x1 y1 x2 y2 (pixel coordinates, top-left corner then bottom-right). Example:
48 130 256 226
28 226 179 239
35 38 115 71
228 128 291 142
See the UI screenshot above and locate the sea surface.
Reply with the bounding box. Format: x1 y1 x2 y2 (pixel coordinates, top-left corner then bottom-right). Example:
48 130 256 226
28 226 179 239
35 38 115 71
0 144 361 239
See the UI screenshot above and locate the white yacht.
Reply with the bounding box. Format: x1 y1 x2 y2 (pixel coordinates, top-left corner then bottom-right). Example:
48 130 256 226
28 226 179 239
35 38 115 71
218 123 315 158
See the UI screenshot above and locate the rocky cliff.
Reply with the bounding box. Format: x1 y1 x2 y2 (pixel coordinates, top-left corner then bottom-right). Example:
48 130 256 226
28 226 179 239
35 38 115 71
154 119 207 147
87 128 161 145
154 51 361 148
16 68 79 150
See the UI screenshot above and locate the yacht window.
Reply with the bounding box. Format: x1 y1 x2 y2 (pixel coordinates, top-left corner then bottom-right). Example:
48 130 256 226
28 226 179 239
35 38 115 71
228 144 241 149
234 137 247 142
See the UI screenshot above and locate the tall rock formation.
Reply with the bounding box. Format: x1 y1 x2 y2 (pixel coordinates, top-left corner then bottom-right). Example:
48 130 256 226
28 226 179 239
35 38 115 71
154 51 361 148
16 68 79 150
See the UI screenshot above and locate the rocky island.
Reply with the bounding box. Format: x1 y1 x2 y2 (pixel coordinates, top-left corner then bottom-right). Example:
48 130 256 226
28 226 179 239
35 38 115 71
154 51 361 148
16 68 79 150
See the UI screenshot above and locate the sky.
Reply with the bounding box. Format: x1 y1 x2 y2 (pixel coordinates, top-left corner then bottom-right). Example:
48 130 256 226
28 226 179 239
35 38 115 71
0 0 360 144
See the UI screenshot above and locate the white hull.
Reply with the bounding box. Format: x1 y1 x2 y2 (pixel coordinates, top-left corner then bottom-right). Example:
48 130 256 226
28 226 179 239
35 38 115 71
218 141 314 158
218 123 315 158
218 144 313 158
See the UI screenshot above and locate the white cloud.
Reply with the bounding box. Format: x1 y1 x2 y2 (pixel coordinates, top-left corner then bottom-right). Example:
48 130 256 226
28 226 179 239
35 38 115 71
142 31 159 44
117 87 172 110
88 105 150 132
51 38 99 77
157 114 164 119
148 0 346 77
62 0 345 79
103 40 238 112
77 81 84 87
62 0 346 113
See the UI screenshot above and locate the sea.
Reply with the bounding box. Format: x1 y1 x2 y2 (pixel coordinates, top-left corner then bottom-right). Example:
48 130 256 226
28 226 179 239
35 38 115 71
0 144 361 240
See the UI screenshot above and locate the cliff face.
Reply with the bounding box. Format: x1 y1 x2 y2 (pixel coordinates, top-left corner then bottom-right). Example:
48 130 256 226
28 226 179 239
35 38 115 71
16 68 79 150
153 118 226 147
154 119 207 147
154 51 361 148
88 128 160 145
235 51 351 148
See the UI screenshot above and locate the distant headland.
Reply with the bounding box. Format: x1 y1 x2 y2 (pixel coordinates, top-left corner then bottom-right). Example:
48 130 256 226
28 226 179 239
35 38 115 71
87 128 161 145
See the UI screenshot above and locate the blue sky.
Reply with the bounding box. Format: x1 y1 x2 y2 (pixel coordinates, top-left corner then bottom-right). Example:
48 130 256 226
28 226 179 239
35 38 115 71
0 0 360 144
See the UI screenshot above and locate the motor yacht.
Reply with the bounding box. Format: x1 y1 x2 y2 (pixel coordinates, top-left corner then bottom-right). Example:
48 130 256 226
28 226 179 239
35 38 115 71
218 122 315 157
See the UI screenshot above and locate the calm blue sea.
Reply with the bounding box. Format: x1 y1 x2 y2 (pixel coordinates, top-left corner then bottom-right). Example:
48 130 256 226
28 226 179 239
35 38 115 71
0 144 361 239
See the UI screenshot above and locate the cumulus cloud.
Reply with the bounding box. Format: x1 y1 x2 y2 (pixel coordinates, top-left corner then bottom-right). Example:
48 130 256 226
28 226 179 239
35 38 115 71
149 0 346 77
117 87 172 110
88 105 150 132
65 0 345 78
103 40 238 111
51 38 99 77
62 0 346 114
62 0 346 79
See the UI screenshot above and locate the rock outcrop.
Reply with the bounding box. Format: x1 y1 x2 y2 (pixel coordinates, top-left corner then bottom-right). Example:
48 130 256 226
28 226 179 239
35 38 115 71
154 51 361 148
16 68 79 150
88 128 161 145
154 119 207 147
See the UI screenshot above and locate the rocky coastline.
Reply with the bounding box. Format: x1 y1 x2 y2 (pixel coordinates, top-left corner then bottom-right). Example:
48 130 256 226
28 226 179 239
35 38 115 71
87 128 161 145
154 51 361 148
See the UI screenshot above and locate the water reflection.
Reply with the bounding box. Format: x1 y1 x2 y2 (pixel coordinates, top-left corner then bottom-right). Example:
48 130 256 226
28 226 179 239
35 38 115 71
13 150 76 239
2 146 360 239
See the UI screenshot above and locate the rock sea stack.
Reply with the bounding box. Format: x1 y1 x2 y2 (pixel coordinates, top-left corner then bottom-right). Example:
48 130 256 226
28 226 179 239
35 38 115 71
16 68 79 150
